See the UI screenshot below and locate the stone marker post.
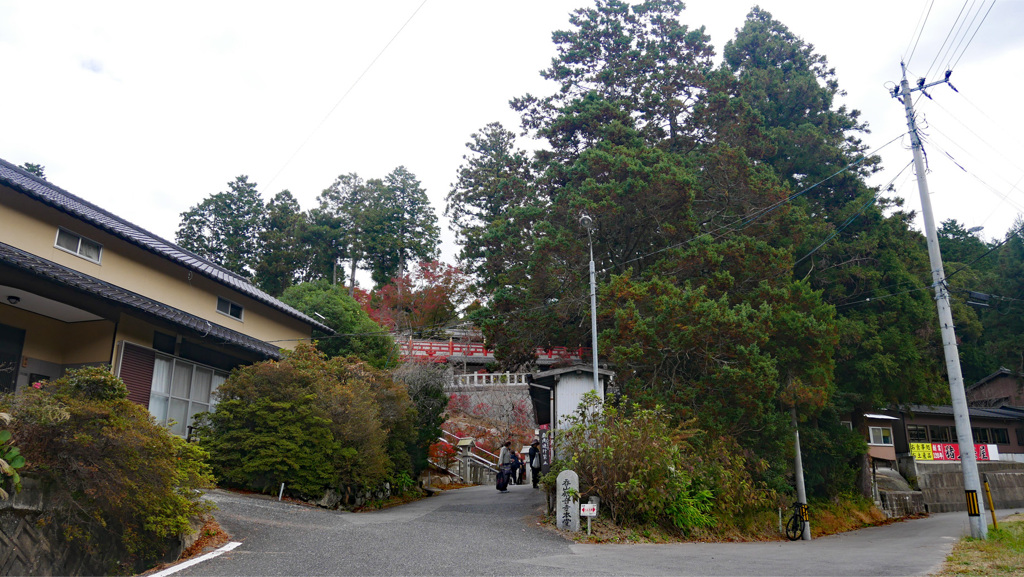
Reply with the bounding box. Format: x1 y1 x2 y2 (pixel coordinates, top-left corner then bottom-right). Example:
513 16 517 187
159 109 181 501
556 470 580 531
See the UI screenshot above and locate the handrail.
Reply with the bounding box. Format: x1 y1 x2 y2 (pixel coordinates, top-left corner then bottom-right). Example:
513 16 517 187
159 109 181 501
440 430 498 467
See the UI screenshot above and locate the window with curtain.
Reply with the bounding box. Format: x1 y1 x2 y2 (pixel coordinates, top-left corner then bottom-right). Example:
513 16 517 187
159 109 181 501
148 354 225 436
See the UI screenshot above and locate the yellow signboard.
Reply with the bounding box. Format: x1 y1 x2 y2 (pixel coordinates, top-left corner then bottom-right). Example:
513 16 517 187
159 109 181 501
910 443 933 461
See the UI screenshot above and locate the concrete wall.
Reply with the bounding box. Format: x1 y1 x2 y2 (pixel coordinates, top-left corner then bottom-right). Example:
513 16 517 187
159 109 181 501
904 461 1024 513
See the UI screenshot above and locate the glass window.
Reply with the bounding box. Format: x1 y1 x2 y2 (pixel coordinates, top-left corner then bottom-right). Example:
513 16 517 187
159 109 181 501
991 428 1009 445
217 297 243 321
147 353 226 437
930 425 951 443
870 427 893 446
1016 428 1024 446
972 428 990 444
55 229 79 252
54 228 102 263
907 424 928 442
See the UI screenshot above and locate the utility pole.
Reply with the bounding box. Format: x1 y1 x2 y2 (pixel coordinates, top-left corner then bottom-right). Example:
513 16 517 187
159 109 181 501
792 407 811 540
580 213 600 394
892 63 986 539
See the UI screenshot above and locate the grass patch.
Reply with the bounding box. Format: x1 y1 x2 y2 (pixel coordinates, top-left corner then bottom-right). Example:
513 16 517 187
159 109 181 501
936 515 1024 577
553 495 892 543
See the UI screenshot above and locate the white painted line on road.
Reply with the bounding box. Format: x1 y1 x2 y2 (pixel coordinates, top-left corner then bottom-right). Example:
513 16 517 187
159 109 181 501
149 541 243 577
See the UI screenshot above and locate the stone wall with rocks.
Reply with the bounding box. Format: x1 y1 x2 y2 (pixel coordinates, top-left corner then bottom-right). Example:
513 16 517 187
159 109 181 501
0 477 198 576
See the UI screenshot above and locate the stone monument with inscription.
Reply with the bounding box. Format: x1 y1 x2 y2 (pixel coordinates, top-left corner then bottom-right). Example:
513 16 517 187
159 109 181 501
556 469 580 531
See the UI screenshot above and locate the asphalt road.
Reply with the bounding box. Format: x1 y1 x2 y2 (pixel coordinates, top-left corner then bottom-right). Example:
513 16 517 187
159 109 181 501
163 485 1020 576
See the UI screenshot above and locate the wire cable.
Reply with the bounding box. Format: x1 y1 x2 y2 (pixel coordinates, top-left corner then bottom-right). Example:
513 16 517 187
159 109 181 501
905 0 937 68
949 0 997 71
263 0 430 190
927 0 976 80
923 0 970 79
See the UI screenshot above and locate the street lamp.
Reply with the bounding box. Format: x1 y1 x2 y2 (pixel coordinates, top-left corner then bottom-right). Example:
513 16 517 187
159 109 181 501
580 212 599 393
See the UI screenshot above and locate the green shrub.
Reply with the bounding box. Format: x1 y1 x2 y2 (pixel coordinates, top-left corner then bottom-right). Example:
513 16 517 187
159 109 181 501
0 411 25 499
195 344 418 501
0 368 215 574
554 392 714 533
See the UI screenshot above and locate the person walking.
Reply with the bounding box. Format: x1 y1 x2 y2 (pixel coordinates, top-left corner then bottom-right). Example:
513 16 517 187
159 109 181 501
528 438 542 488
497 440 513 493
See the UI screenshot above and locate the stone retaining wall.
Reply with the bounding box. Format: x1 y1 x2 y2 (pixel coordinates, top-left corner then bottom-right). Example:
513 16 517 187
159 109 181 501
0 477 196 576
879 491 926 517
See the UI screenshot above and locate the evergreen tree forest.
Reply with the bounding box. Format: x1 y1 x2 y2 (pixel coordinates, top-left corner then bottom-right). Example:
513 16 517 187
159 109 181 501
175 1 1024 506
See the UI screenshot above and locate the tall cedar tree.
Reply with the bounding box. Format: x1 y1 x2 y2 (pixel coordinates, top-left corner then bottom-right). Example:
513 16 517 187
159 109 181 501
177 175 265 279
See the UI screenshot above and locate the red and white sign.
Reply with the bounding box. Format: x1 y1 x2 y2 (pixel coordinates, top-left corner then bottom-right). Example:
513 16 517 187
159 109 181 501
910 442 1000 462
580 504 598 517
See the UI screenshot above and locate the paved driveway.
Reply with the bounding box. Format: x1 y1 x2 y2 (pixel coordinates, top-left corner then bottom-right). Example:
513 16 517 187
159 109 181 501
166 485 1018 576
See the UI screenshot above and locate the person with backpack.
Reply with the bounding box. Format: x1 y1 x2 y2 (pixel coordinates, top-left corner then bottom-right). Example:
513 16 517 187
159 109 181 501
528 438 542 488
496 440 514 493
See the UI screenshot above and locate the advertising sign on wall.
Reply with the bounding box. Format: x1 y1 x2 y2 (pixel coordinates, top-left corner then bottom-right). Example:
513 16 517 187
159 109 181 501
910 442 1000 461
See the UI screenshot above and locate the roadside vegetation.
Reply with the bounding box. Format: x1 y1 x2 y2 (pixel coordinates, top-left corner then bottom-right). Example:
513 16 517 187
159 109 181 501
193 343 447 505
0 367 214 575
937 515 1024 576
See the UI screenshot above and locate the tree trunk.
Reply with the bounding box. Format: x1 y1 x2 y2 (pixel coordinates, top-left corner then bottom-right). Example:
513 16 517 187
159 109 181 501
349 255 358 298
851 410 873 498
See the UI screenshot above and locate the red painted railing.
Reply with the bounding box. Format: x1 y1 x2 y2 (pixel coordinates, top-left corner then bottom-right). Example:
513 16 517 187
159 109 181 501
398 338 591 363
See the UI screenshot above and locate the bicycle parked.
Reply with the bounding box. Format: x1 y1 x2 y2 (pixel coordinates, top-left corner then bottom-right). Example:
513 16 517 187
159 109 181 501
786 502 809 541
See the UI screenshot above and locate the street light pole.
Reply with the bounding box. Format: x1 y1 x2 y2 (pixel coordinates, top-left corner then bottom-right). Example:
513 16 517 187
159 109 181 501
580 213 600 393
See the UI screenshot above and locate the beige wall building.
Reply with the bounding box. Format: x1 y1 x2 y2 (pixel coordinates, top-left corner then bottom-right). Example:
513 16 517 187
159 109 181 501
0 159 331 436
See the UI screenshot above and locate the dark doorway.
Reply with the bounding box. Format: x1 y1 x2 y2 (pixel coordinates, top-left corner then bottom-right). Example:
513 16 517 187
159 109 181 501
0 323 26 393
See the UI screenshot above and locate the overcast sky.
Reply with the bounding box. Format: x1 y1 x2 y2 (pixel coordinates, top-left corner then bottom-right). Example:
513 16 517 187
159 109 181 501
2 1 1023 284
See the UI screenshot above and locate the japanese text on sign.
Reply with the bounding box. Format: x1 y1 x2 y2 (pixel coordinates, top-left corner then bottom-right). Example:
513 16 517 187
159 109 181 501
909 443 999 461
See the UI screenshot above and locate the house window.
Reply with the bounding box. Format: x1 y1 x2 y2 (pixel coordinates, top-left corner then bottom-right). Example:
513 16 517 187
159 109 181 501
930 425 952 443
907 424 929 442
991 428 1009 445
216 297 243 321
149 355 226 437
869 426 893 446
54 228 102 263
972 427 990 444
840 421 853 431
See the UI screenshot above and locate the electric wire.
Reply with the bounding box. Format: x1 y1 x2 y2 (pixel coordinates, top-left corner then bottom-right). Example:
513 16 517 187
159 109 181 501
598 132 908 276
926 0 976 80
262 0 430 190
905 0 937 68
948 0 997 71
922 0 969 79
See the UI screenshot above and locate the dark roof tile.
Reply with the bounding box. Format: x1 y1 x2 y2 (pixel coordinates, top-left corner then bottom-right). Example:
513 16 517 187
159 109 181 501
0 158 332 334
0 240 282 359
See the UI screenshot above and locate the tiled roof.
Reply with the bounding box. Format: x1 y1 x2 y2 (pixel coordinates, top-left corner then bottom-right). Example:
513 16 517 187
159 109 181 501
0 240 283 359
898 404 1024 421
0 158 332 334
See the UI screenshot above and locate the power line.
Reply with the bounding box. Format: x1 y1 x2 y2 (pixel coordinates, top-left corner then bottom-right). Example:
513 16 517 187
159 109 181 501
925 0 974 79
905 0 937 68
263 0 430 190
949 0 997 71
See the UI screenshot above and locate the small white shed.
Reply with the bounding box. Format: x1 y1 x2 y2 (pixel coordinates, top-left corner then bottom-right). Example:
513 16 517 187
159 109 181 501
527 365 615 429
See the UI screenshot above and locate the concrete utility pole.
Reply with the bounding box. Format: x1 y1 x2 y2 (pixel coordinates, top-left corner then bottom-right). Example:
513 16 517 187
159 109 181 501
792 408 811 540
893 63 987 539
580 213 600 393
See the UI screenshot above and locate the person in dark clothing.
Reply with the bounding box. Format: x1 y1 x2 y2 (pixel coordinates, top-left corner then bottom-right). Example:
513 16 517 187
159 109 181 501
528 438 541 488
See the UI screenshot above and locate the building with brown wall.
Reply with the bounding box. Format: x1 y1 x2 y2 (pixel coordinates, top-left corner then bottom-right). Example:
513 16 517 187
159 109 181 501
966 368 1024 407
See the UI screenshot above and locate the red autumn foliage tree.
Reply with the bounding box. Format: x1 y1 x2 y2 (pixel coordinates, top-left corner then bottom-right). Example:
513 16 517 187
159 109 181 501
359 261 470 337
